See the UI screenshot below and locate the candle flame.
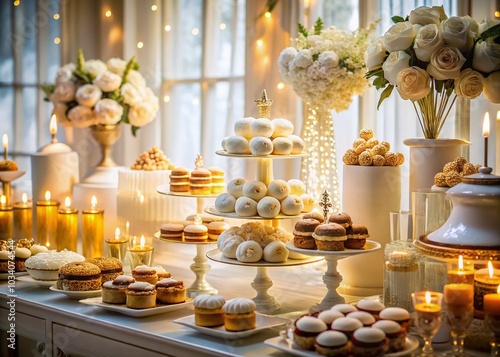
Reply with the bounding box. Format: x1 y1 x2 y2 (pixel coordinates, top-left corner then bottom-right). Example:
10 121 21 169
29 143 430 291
65 196 71 209
132 236 137 246
140 235 145 248
0 195 5 206
497 285 500 294
194 214 202 225
91 195 97 209
458 255 464 270
115 227 120 239
50 114 58 135
22 193 27 204
489 261 494 278
483 113 490 137
139 194 144 203
425 291 431 304
497 111 500 121
45 191 51 201
2 134 7 149
46 242 50 247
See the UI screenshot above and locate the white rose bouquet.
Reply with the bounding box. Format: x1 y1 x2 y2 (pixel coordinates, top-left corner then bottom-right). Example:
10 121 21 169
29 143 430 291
278 18 376 112
43 49 159 136
366 6 500 139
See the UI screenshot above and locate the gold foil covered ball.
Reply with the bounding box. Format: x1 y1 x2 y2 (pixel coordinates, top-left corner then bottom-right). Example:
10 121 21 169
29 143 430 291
443 161 458 173
384 152 398 166
354 143 366 155
353 138 366 148
445 171 462 187
370 144 388 157
396 152 405 165
342 150 359 165
365 138 379 149
461 162 477 176
380 141 391 151
0 240 8 251
372 155 385 166
16 238 34 248
359 128 374 141
358 151 373 166
434 172 448 187
455 156 467 169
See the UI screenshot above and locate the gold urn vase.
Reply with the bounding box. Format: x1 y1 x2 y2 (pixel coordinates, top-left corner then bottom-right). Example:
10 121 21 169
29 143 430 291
90 124 121 167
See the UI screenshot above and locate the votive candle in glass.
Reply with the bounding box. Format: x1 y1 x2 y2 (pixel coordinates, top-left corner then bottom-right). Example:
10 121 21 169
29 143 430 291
447 255 474 285
56 196 78 252
13 193 32 241
0 195 13 239
36 191 60 248
82 195 104 258
127 235 153 269
474 261 500 313
105 227 128 262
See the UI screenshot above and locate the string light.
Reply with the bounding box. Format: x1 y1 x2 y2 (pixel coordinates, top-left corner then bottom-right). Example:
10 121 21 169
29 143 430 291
219 23 226 30
192 27 199 36
264 11 271 18
54 37 61 44
164 25 171 31
151 4 158 11
137 41 144 49
192 98 199 106
105 10 112 17
277 82 285 90
53 13 60 20
496 10 500 18
13 0 20 6
163 95 170 103
256 39 263 47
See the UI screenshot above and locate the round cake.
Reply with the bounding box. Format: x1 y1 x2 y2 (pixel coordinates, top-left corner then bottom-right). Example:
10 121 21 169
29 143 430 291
314 330 350 356
169 166 190 193
86 257 123 284
194 294 226 327
293 219 321 249
58 261 101 291
126 282 156 309
156 278 186 304
345 224 369 249
313 223 347 251
25 249 85 281
189 168 212 195
102 275 135 304
293 316 328 350
223 298 257 332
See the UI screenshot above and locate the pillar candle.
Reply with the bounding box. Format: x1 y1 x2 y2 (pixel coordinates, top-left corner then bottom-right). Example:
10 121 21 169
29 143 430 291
484 285 500 316
82 195 104 258
474 261 500 312
13 193 32 241
444 283 474 315
447 255 474 284
56 197 78 252
0 195 13 239
36 191 60 248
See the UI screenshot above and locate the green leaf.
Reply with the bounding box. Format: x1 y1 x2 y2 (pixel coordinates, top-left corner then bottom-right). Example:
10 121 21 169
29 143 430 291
41 83 55 98
131 126 139 137
298 23 308 37
312 53 319 61
377 84 394 110
74 69 92 84
365 68 384 79
480 24 500 41
77 48 85 72
313 18 324 35
373 76 388 90
391 16 405 24
435 80 445 93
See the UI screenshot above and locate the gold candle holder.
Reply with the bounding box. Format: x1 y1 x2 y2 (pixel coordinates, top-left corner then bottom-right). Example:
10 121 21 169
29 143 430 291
127 235 153 269
0 195 13 239
105 228 129 262
412 291 443 357
254 89 272 118
36 191 60 248
474 261 500 314
82 195 104 258
447 255 474 285
57 197 78 252
13 193 32 241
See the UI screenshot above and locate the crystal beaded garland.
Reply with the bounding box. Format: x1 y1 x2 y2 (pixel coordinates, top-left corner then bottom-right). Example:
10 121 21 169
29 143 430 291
300 103 340 212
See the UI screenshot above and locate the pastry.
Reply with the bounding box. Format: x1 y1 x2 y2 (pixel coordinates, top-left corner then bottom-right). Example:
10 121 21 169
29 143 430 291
86 256 123 284
328 212 352 228
101 275 135 304
262 240 289 263
289 134 304 154
130 146 173 170
315 330 350 356
250 118 274 137
189 168 212 195
169 166 190 192
194 294 226 327
267 179 290 201
256 196 281 218
223 298 257 331
303 211 325 223
160 223 184 240
208 166 225 194
378 307 411 332
271 118 294 137
272 137 293 155
351 327 388 357
154 266 172 280
287 179 306 196
293 316 328 350
185 214 224 226
249 136 273 156
234 117 255 139
293 219 321 249
58 261 101 291
132 265 158 285
372 320 406 353
126 282 156 309
0 251 9 273
346 311 376 327
15 238 34 248
14 247 31 271
222 236 244 259
0 160 18 171
156 278 186 304
224 135 250 154
331 303 358 315
217 227 241 250
226 178 247 198
215 193 237 213
300 194 315 212
331 317 363 339
281 195 304 215
25 249 85 281
30 244 48 255
344 224 369 249
234 197 258 217
242 181 267 201
235 240 263 263
207 221 229 241
183 224 208 242
313 223 347 251
317 309 344 329
356 299 385 317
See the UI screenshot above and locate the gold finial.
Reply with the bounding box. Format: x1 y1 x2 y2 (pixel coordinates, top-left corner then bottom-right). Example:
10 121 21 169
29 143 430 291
195 154 203 168
254 89 273 118
319 190 332 223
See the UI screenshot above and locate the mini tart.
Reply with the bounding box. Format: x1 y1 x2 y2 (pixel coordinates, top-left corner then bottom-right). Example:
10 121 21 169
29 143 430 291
372 320 407 353
169 166 190 192
126 282 156 309
351 327 388 357
344 224 369 249
356 299 385 317
14 247 31 272
293 219 321 249
189 168 212 195
331 303 358 315
86 257 123 284
184 224 208 242
293 316 328 351
378 307 412 332
346 311 376 327
160 223 185 240
193 294 226 327
331 317 363 339
313 224 347 251
223 298 257 332
206 221 230 240
58 261 102 291
314 331 350 357
317 310 344 329
101 276 135 304
328 212 352 228
131 265 158 285
156 278 186 304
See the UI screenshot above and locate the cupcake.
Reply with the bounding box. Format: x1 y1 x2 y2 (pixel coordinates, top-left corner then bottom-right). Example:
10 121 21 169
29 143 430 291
14 247 31 272
293 219 321 249
378 307 412 333
293 316 328 350
313 223 347 251
58 261 101 291
131 265 158 285
156 278 186 304
331 317 363 339
344 224 369 249
351 327 388 357
194 294 226 327
314 330 350 356
372 320 407 353
101 275 135 304
223 298 257 332
86 257 123 284
126 282 156 309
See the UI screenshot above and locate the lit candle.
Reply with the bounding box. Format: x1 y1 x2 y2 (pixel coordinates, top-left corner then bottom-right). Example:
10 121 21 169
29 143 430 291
13 193 32 240
56 196 78 252
36 190 60 248
0 194 13 239
444 283 474 315
474 261 500 312
105 227 129 262
50 114 58 143
2 134 7 160
484 285 500 317
447 255 474 284
414 291 442 313
127 234 154 269
483 112 490 168
496 111 500 175
82 195 104 258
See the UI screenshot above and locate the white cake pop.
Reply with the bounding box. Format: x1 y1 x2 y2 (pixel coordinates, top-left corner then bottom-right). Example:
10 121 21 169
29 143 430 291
222 236 244 259
235 196 258 217
226 178 248 198
267 179 290 201
249 137 273 156
221 136 229 151
242 181 267 201
272 137 293 155
300 193 315 212
263 240 289 262
236 240 263 262
214 193 237 213
234 117 255 139
224 135 250 154
250 118 274 137
289 135 305 154
271 118 294 138
257 196 281 218
281 195 304 215
288 179 307 196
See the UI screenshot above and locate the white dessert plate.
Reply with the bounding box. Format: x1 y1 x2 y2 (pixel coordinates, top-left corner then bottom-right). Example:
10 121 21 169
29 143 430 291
174 313 288 340
80 297 194 317
205 206 304 220
216 150 307 159
0 170 26 182
206 249 323 267
49 285 102 299
286 241 381 257
0 271 28 280
156 185 219 198
264 334 419 357
17 275 57 287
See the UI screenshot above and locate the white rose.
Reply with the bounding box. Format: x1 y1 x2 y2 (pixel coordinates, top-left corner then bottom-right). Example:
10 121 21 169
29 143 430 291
479 18 500 35
128 102 157 127
318 51 339 68
382 51 411 85
94 99 123 125
454 68 483 99
75 84 102 107
120 83 142 106
55 63 75 83
364 37 387 71
409 6 441 26
67 105 96 128
290 49 313 69
396 66 431 101
51 102 70 126
427 46 466 80
414 24 444 62
306 35 323 49
106 58 127 75
472 39 500 73
141 87 159 112
383 21 421 52
126 70 146 88
441 16 475 53
50 81 76 102
83 59 107 78
483 71 500 103
278 47 298 81
93 70 122 92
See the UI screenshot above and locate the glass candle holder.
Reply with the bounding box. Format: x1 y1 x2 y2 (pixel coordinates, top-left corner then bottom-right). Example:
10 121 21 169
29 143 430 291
13 194 32 241
474 262 500 314
127 245 154 270
447 255 474 285
443 284 474 357
105 229 129 263
0 196 13 240
57 200 78 252
36 193 60 248
82 207 104 258
412 291 443 357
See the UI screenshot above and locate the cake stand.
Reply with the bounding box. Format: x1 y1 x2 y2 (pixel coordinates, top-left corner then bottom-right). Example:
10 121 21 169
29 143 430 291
0 170 26 205
153 232 218 297
206 249 323 313
156 185 218 214
286 241 381 312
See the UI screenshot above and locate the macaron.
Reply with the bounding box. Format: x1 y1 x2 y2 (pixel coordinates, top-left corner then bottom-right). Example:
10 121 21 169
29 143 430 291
160 223 184 240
